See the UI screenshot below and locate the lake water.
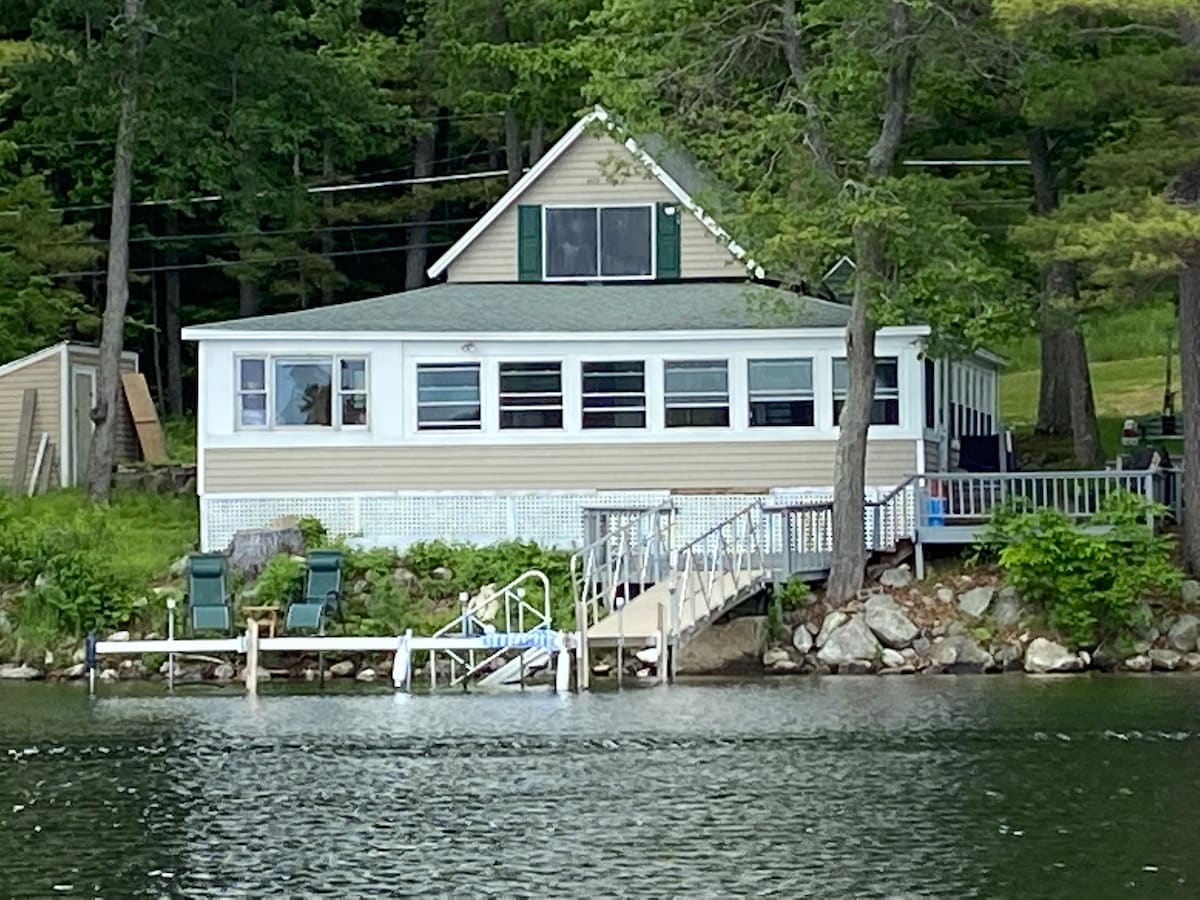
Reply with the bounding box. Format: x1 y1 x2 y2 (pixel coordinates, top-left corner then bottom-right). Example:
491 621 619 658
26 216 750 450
2 676 1199 898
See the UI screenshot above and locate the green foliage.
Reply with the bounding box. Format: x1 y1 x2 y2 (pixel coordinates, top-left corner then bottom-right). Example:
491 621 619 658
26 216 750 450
977 491 1179 647
773 579 812 611
0 490 197 660
296 516 328 551
766 593 784 642
160 417 197 464
251 554 305 609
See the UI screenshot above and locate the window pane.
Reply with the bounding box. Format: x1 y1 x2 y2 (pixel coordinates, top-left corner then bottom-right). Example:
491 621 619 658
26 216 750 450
240 393 266 427
832 359 848 393
342 395 367 426
876 358 899 391
499 362 562 430
501 409 564 429
749 359 812 393
750 400 814 427
545 208 598 277
665 361 728 395
418 364 480 430
665 360 728 428
341 358 367 392
582 360 645 429
240 358 265 391
666 407 730 428
500 362 561 395
599 207 652 277
274 360 332 426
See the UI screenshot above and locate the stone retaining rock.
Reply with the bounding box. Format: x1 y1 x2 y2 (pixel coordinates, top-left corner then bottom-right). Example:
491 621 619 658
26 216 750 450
930 635 992 673
879 565 913 589
1123 655 1153 673
328 660 356 677
817 618 881 667
1167 615 1200 652
880 648 905 668
1149 649 1184 671
1024 638 1083 674
816 611 849 649
958 586 994 619
356 667 378 681
864 595 919 648
0 664 41 680
1183 580 1200 604
992 587 1021 628
762 647 791 669
792 626 813 655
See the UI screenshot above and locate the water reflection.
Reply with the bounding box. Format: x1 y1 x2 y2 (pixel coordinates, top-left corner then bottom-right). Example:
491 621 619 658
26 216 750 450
1 677 1199 896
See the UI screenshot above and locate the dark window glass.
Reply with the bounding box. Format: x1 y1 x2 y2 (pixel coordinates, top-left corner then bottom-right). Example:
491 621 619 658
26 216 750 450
832 357 900 426
499 362 563 430
545 208 598 277
599 207 652 276
582 361 646 428
665 360 729 428
748 359 813 427
417 364 481 430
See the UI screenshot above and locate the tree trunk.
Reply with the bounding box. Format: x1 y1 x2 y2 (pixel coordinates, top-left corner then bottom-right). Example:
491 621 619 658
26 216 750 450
163 211 184 416
1036 330 1072 434
827 222 881 604
239 279 259 317
825 0 913 604
405 128 436 290
1181 262 1200 573
530 121 545 164
86 0 144 503
320 138 336 306
504 108 522 186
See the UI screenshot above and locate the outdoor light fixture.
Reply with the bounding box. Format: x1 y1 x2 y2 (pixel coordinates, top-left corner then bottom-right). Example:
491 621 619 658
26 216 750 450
460 342 476 353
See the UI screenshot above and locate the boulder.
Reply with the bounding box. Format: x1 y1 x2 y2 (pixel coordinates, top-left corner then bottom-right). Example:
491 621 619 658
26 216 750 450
677 616 766 675
935 586 954 604
958 586 995 619
815 611 850 649
107 630 131 642
1182 580 1200 605
1186 653 1200 671
767 658 802 674
1091 643 1120 672
994 643 1024 672
99 668 118 682
225 526 304 579
930 635 992 673
1024 638 1084 674
303 667 319 681
356 667 378 682
762 647 792 668
431 565 454 582
1149 649 1184 672
1123 655 1153 673
881 648 906 669
817 618 881 667
992 587 1022 628
328 660 356 677
878 565 913 589
169 555 190 577
1167 615 1200 653
840 659 875 675
912 636 932 656
791 627 813 655
0 664 41 680
393 567 419 590
213 662 236 682
863 594 919 649
62 662 87 679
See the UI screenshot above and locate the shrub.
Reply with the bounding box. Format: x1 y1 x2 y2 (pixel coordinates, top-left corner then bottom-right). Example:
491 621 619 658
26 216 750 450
252 554 305 607
774 579 811 610
296 516 328 551
976 491 1178 647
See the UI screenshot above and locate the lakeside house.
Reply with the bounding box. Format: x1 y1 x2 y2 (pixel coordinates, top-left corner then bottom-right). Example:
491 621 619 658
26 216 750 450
182 107 1002 552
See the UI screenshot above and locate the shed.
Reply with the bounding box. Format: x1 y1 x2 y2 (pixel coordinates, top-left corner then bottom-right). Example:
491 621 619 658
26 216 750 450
0 342 141 490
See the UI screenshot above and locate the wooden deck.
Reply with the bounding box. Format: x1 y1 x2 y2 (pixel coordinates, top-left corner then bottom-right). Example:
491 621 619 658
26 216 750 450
586 569 768 648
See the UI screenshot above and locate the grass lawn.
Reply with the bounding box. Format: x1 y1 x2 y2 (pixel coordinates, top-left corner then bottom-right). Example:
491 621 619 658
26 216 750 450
1000 355 1172 426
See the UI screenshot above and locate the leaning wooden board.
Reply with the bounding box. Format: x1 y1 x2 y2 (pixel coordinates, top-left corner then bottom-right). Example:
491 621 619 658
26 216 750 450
121 372 168 463
10 389 36 489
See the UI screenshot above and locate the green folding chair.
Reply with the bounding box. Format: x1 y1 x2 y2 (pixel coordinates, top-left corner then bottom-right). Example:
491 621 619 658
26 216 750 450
185 553 232 634
285 550 345 632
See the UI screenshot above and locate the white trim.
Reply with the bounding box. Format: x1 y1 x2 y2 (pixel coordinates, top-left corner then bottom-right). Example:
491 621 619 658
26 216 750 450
57 344 69 487
197 340 207 498
0 341 68 380
183 325 933 343
425 106 757 280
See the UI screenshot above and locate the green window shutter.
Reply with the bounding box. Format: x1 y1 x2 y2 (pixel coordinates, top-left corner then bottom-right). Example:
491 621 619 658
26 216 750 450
656 202 681 280
517 204 543 282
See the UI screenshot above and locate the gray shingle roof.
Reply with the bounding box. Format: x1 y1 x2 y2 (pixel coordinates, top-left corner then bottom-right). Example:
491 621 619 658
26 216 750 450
187 282 851 334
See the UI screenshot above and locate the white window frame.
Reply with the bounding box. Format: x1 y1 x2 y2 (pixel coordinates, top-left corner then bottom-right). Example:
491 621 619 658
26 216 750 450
498 361 565 431
581 359 648 430
747 357 815 428
542 203 657 282
831 356 901 427
416 362 483 431
234 354 369 431
664 358 731 429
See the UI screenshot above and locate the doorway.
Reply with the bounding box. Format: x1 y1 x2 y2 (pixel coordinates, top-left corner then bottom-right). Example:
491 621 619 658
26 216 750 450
71 366 96 486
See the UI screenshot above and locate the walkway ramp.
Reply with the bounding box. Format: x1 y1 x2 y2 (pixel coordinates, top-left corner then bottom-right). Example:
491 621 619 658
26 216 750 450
586 569 768 648
476 646 552 687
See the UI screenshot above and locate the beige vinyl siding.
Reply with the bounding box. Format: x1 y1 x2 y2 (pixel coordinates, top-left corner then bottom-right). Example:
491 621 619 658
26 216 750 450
447 134 740 282
0 353 61 489
204 439 917 493
66 348 140 463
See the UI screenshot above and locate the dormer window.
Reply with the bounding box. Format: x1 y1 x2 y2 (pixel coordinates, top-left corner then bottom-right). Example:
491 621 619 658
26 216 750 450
544 205 653 280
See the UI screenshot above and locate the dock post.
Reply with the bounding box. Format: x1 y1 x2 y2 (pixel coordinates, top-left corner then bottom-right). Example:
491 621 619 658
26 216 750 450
166 597 177 693
576 598 590 691
657 602 668 686
245 618 259 697
85 630 97 697
555 637 571 694
404 629 414 692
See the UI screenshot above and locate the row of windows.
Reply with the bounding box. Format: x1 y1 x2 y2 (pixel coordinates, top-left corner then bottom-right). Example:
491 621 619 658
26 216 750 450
415 357 900 432
235 355 901 430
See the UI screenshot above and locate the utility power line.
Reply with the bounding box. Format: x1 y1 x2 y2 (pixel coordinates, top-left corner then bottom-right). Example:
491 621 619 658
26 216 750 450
903 159 1031 167
47 238 455 280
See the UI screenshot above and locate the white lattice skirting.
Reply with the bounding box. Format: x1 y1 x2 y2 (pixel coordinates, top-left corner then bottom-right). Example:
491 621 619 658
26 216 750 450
200 487 911 553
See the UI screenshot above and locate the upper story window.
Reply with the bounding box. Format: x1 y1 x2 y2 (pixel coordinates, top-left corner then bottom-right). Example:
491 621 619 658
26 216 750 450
544 205 653 279
582 361 646 428
748 358 813 427
237 355 368 429
500 362 563 430
665 360 729 428
832 357 900 426
417 363 481 431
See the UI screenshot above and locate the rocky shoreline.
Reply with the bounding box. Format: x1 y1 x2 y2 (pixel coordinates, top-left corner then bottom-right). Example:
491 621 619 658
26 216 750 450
5 563 1200 686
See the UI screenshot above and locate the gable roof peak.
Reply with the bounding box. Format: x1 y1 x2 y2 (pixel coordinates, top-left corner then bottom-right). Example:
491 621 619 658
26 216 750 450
426 107 762 281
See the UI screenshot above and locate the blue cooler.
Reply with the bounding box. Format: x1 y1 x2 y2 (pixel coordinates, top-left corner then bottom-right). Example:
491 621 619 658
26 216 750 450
925 496 946 526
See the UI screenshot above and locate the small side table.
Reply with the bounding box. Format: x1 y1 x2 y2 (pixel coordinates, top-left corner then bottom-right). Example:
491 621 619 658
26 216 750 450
241 606 281 638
